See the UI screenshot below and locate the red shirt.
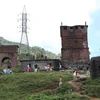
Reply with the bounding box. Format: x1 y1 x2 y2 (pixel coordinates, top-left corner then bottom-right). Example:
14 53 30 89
26 67 30 72
76 71 78 75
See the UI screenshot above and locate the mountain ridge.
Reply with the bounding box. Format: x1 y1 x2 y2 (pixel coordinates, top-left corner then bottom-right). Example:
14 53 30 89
0 37 60 59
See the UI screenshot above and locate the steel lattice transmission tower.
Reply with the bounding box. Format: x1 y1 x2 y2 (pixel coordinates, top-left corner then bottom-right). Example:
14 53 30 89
19 5 30 59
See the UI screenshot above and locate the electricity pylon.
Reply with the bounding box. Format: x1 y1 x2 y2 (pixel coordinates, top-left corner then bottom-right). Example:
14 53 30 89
18 5 30 60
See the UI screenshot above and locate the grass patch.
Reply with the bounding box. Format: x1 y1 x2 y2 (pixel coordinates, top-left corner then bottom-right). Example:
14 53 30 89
80 78 100 98
27 93 89 100
0 72 73 100
56 83 73 94
0 71 91 100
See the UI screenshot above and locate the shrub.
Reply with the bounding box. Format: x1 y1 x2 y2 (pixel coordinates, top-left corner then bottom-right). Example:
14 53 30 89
42 90 52 96
26 93 65 100
56 83 73 95
65 94 89 100
83 85 100 97
0 67 4 72
12 65 22 73
27 94 49 100
81 78 100 98
27 93 89 100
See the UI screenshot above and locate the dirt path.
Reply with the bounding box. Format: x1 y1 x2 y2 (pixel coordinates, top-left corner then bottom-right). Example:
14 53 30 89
68 75 100 100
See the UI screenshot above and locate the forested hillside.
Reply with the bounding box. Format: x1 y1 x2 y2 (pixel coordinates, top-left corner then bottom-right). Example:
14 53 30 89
0 37 61 59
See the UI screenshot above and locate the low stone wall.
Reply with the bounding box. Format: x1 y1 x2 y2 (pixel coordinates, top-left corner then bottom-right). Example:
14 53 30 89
20 59 61 71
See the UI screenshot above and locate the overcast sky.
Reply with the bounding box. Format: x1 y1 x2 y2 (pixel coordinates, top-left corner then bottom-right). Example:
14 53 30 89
0 0 100 58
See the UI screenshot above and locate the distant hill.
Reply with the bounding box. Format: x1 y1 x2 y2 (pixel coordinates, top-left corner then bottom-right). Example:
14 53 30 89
0 37 61 59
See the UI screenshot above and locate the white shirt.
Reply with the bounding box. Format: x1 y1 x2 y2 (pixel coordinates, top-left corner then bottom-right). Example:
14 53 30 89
3 69 7 74
73 71 76 76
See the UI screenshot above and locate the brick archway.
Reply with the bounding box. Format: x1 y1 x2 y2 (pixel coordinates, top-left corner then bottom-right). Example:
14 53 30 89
0 45 19 68
2 57 11 63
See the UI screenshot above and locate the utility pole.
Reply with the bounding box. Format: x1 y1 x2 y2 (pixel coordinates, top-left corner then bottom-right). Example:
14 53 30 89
18 5 30 59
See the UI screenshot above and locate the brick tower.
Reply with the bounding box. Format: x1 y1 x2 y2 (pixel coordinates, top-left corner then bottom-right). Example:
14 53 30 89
60 22 89 68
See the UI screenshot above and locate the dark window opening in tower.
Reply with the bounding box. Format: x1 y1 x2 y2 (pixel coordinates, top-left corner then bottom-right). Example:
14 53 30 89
75 26 78 29
81 26 84 29
98 66 100 69
70 27 73 29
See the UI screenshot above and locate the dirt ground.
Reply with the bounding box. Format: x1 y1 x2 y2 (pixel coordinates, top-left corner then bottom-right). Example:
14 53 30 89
68 74 100 100
32 73 100 100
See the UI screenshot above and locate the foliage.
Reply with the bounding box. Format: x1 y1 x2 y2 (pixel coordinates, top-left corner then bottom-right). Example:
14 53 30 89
12 65 22 73
0 37 60 59
0 67 4 72
0 71 90 100
27 92 89 100
0 67 3 76
56 83 73 95
0 72 73 100
27 93 65 100
80 78 100 98
3 59 11 63
42 90 53 96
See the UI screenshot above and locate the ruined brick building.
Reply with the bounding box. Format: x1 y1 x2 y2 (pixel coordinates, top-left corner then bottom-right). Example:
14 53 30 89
60 22 90 68
0 45 18 68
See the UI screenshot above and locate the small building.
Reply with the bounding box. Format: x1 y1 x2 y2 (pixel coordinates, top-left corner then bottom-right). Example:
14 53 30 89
20 59 62 71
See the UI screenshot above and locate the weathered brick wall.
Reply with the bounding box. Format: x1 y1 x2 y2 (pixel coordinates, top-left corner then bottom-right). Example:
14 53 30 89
0 45 18 68
0 45 18 53
90 56 100 78
60 25 89 68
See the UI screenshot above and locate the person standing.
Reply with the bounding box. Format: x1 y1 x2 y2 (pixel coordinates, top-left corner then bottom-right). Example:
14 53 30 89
44 65 48 71
6 66 13 74
26 64 30 72
59 76 62 86
76 70 79 76
3 67 7 74
73 70 77 80
34 64 38 72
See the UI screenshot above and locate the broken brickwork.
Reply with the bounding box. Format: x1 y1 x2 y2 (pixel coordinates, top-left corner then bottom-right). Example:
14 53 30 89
0 45 18 68
60 23 90 68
